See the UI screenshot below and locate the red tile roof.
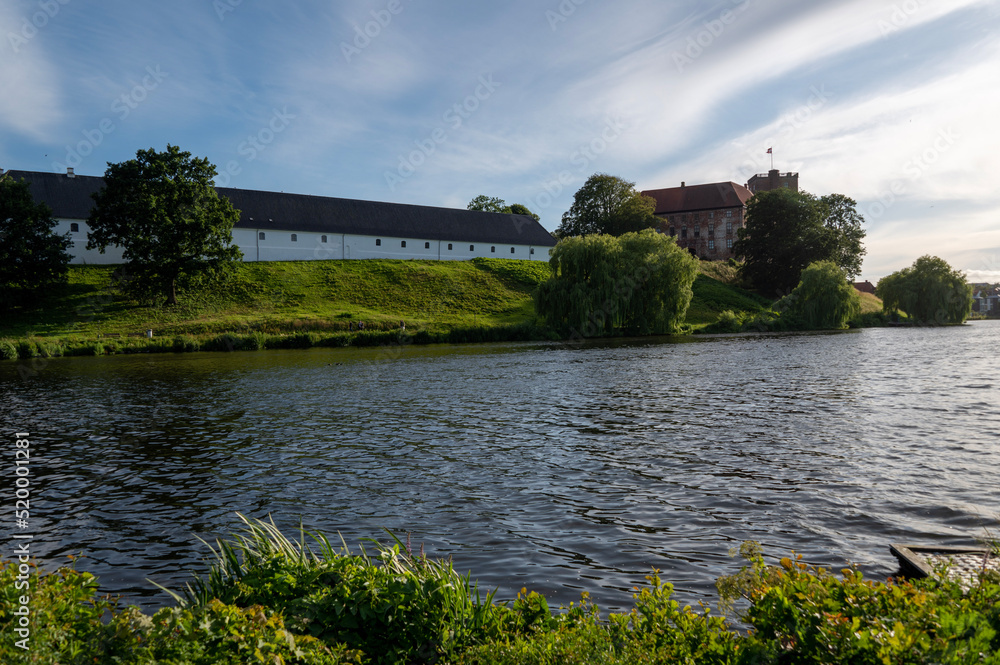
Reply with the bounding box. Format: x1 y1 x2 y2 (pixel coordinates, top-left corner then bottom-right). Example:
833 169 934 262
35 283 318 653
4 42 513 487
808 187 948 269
641 182 753 215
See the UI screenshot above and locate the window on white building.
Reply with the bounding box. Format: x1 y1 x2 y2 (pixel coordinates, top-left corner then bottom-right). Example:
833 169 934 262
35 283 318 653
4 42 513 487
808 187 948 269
401 241 406 248
291 234 297 242
448 243 453 250
321 235 328 243
259 232 266 240
425 242 430 249
470 244 475 251
510 247 515 254
530 248 535 255
491 246 496 253
376 239 381 246
70 223 79 232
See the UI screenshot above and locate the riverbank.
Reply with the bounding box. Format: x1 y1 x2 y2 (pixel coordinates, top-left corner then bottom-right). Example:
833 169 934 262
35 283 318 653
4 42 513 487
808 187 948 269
3 517 997 664
1 258 802 360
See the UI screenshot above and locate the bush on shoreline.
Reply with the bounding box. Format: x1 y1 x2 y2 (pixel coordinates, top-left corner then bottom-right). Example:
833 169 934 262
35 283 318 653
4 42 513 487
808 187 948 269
0 321 560 363
3 518 999 664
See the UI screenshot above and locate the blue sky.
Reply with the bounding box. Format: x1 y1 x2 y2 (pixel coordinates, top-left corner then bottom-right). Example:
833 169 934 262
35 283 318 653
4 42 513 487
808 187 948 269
2 0 998 282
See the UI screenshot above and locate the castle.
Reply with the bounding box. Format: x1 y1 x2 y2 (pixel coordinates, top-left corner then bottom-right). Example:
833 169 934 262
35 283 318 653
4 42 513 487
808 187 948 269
641 170 799 260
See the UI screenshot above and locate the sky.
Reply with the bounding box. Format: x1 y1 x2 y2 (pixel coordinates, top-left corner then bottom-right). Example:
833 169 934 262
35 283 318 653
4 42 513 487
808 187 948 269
2 0 999 283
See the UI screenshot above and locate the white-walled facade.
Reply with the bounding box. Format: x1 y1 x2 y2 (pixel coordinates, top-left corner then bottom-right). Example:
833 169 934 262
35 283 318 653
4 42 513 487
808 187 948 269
57 220 549 265
56 219 125 264
14 169 558 266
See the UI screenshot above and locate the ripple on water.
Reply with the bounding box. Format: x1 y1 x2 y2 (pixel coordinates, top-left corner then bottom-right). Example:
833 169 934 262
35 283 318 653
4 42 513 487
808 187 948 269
2 324 1000 611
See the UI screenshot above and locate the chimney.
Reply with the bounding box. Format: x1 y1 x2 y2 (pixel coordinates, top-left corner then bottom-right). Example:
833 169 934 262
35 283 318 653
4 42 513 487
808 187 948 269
681 182 685 188
66 167 75 178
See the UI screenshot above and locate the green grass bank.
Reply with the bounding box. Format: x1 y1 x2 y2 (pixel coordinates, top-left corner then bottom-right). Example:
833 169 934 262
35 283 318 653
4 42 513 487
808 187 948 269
1 258 801 360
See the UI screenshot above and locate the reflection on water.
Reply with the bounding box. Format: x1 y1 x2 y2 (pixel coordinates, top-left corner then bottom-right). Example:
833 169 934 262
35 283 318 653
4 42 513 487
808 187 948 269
2 322 999 611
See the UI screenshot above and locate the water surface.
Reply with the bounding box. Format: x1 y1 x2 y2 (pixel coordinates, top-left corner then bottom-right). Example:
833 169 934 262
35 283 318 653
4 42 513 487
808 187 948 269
2 322 998 611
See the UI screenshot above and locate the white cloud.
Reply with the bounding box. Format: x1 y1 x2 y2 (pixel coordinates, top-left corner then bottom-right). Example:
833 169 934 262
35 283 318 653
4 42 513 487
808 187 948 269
0 0 64 140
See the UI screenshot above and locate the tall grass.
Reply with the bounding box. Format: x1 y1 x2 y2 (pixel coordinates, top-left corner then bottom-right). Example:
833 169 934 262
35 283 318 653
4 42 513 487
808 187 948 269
162 514 506 664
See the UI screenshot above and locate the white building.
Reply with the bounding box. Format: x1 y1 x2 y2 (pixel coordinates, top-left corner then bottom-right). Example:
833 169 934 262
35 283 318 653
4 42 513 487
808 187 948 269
6 169 557 264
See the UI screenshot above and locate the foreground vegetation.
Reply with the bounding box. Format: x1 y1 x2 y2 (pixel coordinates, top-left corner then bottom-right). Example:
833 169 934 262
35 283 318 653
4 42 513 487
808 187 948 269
2 518 998 664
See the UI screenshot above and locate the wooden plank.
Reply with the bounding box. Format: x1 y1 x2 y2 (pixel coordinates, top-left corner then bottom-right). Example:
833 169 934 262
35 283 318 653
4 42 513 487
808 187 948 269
890 543 995 587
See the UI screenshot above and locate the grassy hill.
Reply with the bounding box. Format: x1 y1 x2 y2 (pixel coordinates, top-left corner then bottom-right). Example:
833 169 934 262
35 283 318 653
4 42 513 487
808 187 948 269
1 258 873 358
2 258 550 339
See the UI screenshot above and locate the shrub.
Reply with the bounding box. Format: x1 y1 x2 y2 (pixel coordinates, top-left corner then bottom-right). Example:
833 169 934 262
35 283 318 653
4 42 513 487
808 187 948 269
717 543 1000 664
703 310 742 334
775 260 861 330
0 338 17 360
173 515 509 664
172 335 201 352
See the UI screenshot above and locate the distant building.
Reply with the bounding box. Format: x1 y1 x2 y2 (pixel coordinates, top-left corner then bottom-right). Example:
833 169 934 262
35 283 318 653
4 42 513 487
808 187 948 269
4 168 557 264
746 169 799 194
853 280 877 295
973 287 1000 315
640 181 754 260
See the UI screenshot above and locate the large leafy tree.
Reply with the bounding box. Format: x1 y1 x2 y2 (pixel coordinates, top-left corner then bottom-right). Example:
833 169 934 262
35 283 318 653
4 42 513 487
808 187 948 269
734 189 867 296
555 174 658 237
87 145 243 305
876 255 972 324
534 228 698 336
0 174 72 312
819 193 867 280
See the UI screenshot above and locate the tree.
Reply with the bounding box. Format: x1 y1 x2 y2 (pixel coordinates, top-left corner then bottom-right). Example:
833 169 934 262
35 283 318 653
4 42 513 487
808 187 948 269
818 193 867 281
467 195 508 214
467 195 540 221
555 174 658 237
734 189 867 296
776 260 860 330
534 228 698 336
0 174 72 312
876 255 973 324
507 203 540 222
87 145 243 305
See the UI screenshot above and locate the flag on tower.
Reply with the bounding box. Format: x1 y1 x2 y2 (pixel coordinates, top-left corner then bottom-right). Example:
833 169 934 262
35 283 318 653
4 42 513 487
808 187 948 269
766 147 772 154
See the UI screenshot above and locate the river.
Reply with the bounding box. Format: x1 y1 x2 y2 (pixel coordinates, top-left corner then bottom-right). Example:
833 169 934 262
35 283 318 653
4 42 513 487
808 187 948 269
2 322 999 612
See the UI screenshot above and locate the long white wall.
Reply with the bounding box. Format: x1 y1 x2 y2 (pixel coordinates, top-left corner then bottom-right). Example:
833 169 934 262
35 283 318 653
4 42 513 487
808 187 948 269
56 219 551 265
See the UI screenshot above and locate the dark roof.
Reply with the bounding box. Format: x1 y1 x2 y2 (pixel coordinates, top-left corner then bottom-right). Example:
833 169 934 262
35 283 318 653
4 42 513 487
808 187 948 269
641 181 753 215
5 170 557 247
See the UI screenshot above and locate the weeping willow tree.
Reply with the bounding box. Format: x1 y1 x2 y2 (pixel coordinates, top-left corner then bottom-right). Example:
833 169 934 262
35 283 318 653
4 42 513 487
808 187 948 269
776 260 860 330
876 255 972 324
533 229 699 337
